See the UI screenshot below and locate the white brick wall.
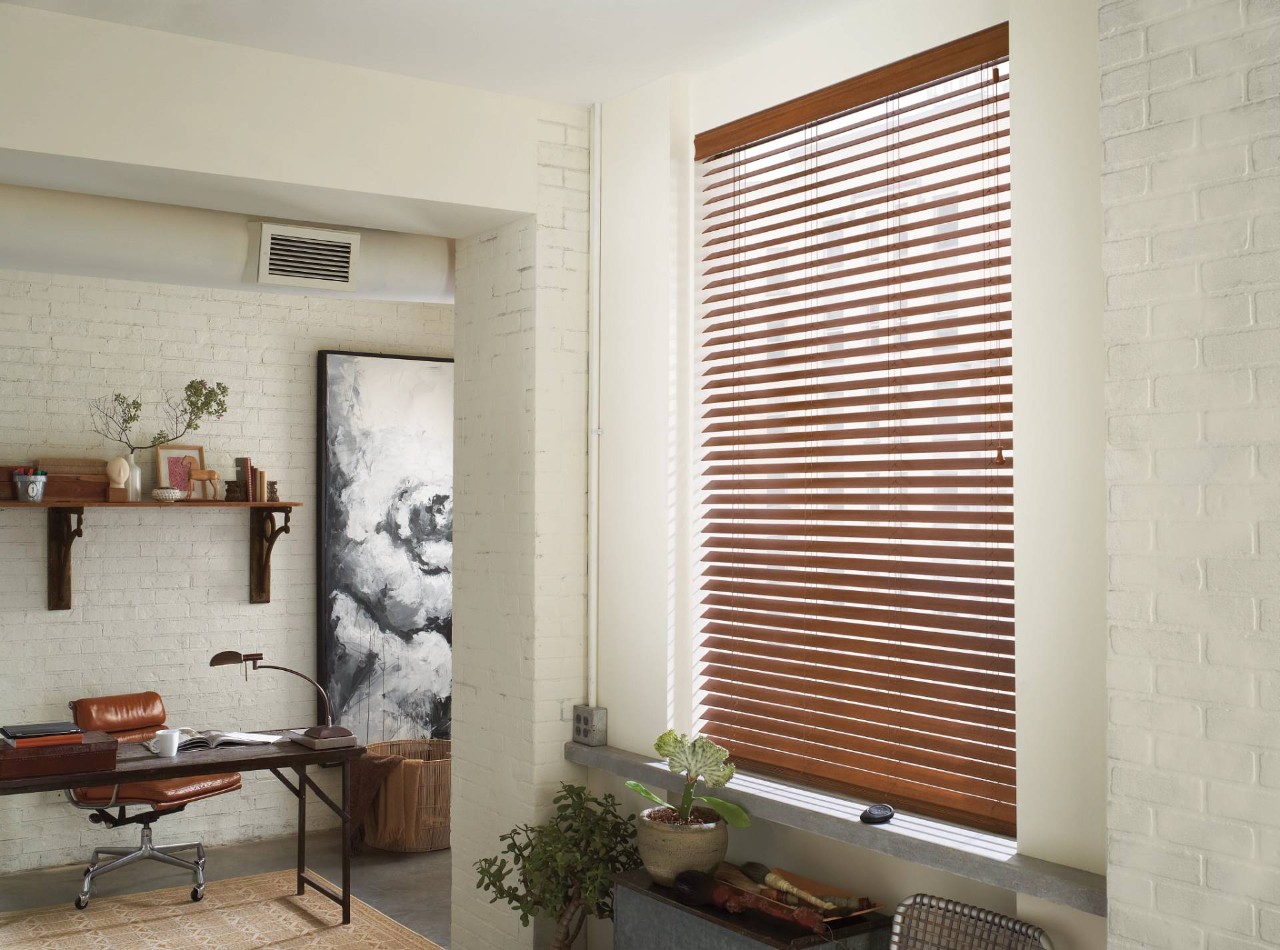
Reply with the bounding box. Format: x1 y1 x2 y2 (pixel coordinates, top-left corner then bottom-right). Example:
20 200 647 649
450 106 590 950
1101 0 1280 945
0 268 451 872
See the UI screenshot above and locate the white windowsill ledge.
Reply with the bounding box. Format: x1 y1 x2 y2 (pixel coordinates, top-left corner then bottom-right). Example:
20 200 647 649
564 742 1105 918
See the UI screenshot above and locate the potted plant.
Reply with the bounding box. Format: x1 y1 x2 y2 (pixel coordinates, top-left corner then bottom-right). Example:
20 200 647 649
89 380 229 500
626 730 750 886
475 783 642 950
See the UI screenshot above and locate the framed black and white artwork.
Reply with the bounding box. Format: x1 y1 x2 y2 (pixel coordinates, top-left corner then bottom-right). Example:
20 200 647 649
317 350 453 745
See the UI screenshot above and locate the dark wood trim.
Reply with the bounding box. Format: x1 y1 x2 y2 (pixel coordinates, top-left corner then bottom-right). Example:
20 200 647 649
694 23 1009 161
0 733 363 795
0 501 301 509
46 506 83 611
19 503 301 610
249 506 293 604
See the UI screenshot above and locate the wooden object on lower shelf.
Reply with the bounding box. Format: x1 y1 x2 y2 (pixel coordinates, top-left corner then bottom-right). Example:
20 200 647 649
0 731 117 781
1 466 109 503
614 870 891 950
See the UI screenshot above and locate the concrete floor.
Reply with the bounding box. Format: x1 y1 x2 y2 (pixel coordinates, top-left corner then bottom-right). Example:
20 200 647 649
0 830 452 948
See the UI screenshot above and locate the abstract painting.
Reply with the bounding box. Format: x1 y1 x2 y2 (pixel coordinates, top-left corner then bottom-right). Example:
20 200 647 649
317 351 453 744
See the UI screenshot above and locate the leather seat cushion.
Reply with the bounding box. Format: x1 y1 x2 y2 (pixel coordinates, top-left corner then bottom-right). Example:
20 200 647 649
74 772 242 810
70 691 166 736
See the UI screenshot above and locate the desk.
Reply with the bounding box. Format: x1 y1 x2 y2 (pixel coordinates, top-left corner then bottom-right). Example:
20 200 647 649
0 733 365 923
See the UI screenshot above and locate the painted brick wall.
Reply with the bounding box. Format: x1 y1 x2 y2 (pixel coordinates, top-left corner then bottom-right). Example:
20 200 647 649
0 268 451 872
1100 0 1280 945
450 105 590 950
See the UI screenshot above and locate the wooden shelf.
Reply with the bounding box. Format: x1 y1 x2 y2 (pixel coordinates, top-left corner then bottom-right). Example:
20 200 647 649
0 501 301 509
1 500 302 610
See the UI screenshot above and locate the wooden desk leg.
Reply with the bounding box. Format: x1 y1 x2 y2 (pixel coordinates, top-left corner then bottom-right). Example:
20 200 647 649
295 765 307 897
341 759 351 924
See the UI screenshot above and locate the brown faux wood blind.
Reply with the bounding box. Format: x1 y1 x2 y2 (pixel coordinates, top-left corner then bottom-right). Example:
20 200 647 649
694 26 1014 837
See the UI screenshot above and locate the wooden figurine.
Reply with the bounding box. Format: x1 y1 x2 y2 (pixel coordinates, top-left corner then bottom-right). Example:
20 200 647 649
180 455 220 500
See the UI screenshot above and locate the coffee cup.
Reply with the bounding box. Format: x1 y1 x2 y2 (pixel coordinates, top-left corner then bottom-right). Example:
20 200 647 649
153 729 182 757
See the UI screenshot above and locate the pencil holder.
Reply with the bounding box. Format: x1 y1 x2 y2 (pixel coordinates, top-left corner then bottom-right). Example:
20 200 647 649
12 474 46 503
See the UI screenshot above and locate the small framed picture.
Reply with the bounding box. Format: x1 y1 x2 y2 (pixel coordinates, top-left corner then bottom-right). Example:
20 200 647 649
155 445 206 492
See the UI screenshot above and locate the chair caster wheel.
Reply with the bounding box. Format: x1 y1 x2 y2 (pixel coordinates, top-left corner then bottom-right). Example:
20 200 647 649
191 887 204 903
74 895 89 910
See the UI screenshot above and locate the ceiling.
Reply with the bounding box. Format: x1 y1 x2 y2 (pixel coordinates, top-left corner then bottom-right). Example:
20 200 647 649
1 0 854 104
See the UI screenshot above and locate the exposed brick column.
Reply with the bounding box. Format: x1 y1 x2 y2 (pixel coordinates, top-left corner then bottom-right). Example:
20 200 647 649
451 105 590 950
1100 0 1280 945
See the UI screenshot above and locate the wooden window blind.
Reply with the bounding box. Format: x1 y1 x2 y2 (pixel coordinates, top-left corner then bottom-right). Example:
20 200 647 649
693 25 1014 836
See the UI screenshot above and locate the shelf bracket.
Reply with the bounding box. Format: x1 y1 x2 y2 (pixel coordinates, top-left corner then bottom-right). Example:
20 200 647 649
249 507 292 604
47 507 84 611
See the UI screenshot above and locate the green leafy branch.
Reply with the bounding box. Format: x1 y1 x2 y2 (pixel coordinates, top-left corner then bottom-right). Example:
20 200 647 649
89 380 229 454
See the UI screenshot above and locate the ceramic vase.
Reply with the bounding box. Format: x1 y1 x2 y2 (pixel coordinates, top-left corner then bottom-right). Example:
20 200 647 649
634 807 728 886
126 453 143 502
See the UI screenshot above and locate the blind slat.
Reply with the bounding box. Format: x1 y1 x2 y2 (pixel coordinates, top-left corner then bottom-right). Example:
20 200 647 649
702 563 1012 598
699 703 1015 786
698 677 1014 749
700 648 1013 712
702 579 1013 618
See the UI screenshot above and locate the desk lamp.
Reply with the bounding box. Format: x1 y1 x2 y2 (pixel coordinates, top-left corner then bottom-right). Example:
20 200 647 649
209 651 356 749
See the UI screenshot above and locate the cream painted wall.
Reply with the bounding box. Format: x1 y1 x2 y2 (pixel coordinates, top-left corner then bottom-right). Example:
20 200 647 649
594 0 1105 945
1007 0 1106 882
0 184 452 301
0 4 539 228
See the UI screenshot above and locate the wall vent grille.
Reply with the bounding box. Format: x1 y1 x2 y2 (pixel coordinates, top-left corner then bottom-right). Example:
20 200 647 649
257 224 360 291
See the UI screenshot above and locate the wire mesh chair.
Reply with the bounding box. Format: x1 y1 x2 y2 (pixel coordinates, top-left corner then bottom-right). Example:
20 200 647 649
890 894 1055 950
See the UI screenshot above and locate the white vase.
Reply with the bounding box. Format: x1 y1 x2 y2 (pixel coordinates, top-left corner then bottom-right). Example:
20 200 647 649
127 454 143 502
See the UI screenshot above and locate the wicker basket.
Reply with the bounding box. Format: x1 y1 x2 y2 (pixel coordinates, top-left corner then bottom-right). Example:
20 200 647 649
364 738 451 853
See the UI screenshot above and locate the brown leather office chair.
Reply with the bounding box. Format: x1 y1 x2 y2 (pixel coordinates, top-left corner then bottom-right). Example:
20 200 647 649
66 691 242 910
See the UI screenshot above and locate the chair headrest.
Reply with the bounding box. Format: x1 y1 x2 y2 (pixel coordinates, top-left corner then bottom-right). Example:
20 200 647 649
69 691 166 735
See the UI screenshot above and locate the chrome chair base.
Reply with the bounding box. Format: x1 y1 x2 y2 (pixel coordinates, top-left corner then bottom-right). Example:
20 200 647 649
75 823 206 910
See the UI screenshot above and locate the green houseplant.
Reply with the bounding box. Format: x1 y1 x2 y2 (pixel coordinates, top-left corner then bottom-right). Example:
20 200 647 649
625 730 750 886
475 783 641 950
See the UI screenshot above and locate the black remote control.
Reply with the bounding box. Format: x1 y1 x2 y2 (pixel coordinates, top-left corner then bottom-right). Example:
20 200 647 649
860 803 894 824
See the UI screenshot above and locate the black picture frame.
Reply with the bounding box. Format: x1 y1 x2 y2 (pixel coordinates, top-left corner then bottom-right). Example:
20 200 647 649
316 349 455 744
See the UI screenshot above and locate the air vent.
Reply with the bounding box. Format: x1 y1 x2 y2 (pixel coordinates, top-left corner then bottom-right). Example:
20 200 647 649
256 223 360 291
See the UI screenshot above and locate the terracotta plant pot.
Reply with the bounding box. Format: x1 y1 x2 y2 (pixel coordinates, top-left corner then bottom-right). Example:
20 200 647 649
635 806 728 886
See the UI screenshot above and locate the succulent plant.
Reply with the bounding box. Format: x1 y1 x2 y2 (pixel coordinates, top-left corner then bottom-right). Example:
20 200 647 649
628 731 750 828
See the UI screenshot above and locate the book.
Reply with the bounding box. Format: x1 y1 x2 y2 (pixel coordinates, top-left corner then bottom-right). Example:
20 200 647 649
145 729 289 754
3 732 84 750
1 721 83 743
235 457 253 501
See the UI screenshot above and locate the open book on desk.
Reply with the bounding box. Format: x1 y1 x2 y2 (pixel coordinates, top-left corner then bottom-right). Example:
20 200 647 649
145 729 290 754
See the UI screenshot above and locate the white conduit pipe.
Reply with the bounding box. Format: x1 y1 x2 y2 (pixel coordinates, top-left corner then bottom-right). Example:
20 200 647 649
586 101 603 708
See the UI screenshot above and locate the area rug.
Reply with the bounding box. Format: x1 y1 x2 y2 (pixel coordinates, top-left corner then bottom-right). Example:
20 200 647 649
0 869 443 949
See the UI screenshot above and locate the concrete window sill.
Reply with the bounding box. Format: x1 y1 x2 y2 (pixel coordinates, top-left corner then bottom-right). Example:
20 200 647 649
564 742 1104 917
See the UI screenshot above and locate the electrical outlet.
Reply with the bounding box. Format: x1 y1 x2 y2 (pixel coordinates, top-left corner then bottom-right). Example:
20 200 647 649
572 705 607 746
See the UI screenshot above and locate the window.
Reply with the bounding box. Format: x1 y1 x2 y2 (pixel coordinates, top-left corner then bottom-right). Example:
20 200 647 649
693 25 1014 836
